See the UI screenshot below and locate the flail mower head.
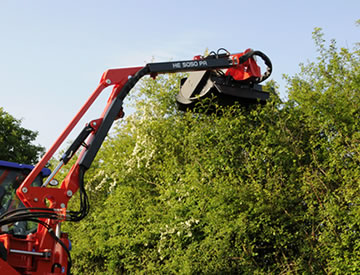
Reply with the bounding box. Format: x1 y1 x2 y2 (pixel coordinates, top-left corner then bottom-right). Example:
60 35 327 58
176 49 272 112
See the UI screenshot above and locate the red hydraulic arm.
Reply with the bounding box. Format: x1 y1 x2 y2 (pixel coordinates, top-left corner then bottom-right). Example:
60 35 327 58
0 49 271 274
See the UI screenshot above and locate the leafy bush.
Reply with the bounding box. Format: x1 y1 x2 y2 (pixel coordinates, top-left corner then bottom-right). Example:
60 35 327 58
64 29 360 274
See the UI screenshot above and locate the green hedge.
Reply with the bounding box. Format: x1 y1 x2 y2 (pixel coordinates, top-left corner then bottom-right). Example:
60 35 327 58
64 29 360 274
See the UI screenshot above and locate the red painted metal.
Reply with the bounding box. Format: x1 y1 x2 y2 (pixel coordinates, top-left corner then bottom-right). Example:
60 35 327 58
0 258 19 274
2 66 145 274
17 67 144 210
227 49 261 81
16 82 107 208
0 231 70 274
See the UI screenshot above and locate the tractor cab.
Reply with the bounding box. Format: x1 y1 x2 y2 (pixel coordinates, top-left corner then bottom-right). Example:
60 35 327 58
0 160 51 235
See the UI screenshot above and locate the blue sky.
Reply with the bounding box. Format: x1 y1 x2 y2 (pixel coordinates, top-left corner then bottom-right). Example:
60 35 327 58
0 0 359 152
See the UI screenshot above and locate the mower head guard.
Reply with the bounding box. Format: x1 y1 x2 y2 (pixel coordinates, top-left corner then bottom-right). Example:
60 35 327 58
176 49 272 111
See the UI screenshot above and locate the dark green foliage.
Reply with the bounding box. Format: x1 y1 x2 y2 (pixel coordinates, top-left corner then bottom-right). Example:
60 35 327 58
0 108 44 164
64 29 360 274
